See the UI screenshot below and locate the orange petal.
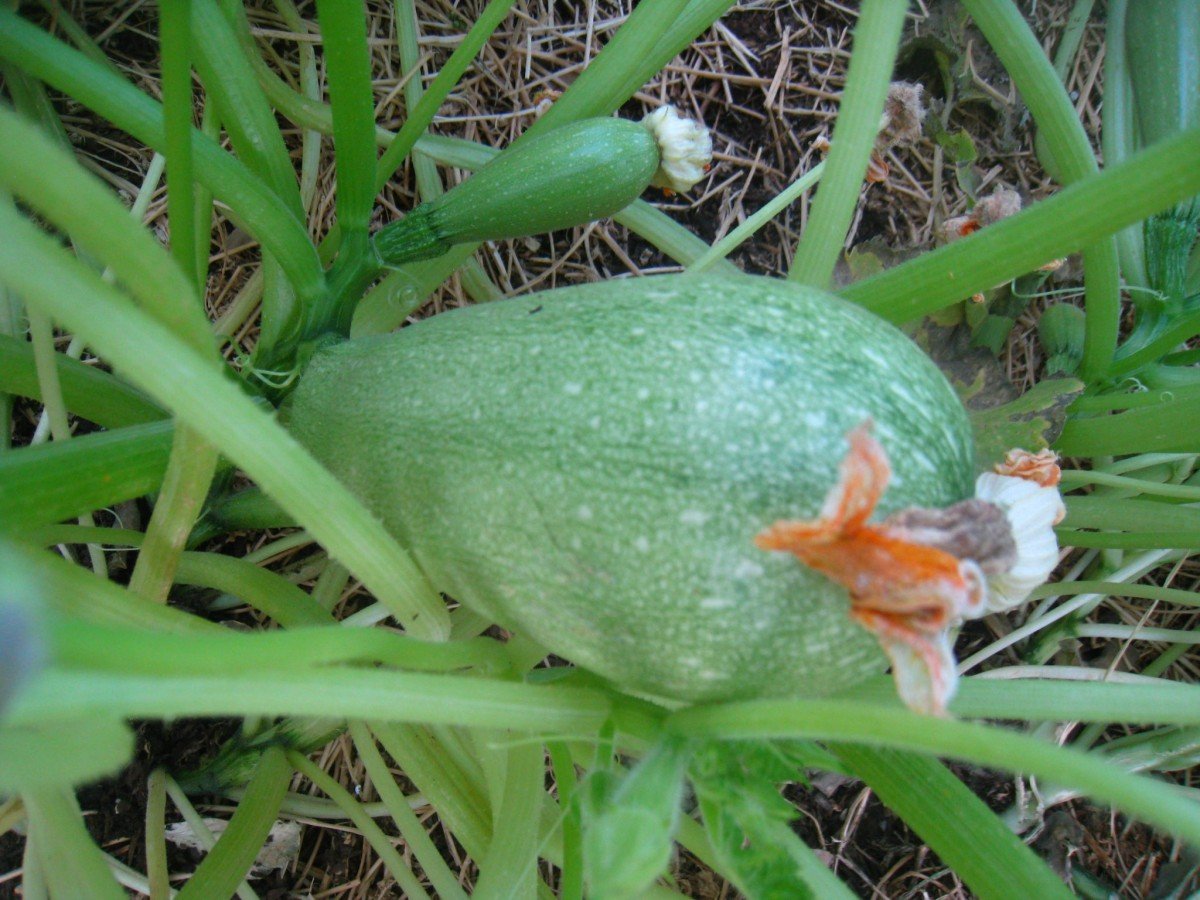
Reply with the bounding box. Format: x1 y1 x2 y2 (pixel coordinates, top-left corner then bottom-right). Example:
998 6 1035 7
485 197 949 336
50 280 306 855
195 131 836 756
854 610 958 717
824 420 890 532
995 448 1061 488
756 420 985 715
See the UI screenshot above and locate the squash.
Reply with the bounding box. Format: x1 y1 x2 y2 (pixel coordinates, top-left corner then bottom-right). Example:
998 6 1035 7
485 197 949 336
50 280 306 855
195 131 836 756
372 111 710 269
283 272 974 703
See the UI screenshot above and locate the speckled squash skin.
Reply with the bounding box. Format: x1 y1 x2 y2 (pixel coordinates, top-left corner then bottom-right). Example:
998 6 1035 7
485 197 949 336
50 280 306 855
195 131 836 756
283 273 974 703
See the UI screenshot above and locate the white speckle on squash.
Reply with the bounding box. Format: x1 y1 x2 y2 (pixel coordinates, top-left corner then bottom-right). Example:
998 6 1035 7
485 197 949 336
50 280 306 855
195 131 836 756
633 536 650 553
732 559 764 580
680 509 710 526
636 387 651 401
576 505 594 521
564 382 583 395
699 597 734 610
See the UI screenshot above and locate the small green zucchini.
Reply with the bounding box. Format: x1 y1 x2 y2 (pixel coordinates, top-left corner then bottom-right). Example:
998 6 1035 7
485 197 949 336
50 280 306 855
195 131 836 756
283 273 974 703
374 118 660 266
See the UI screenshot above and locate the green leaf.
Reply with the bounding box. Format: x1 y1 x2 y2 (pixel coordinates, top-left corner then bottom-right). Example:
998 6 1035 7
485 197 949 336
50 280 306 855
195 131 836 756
0 420 175 531
582 736 692 899
926 117 982 197
969 377 1084 470
0 716 133 791
910 317 1015 403
690 741 855 898
840 127 1200 324
23 785 126 899
934 123 980 165
832 237 918 289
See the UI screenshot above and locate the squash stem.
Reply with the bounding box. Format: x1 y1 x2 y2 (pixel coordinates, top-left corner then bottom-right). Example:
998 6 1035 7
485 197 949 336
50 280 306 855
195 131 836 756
372 206 453 269
787 0 907 289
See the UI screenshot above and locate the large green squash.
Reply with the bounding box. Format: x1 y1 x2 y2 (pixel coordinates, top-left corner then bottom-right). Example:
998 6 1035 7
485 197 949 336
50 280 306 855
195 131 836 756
284 273 974 703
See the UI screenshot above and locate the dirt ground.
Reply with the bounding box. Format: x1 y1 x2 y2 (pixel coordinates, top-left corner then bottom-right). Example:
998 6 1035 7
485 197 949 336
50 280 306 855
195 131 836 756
2 1 1197 897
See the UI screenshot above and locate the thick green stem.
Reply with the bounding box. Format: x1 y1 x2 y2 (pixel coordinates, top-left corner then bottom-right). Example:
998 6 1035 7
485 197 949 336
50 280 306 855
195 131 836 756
126 4 219 602
666 697 1200 848
9 668 613 747
0 8 325 308
51 618 509 676
833 745 1071 899
22 786 124 899
472 738 546 897
0 204 449 637
161 0 199 289
840 128 1200 321
788 0 907 288
348 722 472 900
145 769 170 900
960 0 1121 380
1101 0 1147 285
0 106 212 354
127 427 219 603
315 0 377 238
0 420 175 531
175 746 291 900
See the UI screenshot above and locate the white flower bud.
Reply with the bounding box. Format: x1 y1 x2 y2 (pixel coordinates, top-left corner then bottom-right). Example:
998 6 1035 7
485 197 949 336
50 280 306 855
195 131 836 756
640 106 713 193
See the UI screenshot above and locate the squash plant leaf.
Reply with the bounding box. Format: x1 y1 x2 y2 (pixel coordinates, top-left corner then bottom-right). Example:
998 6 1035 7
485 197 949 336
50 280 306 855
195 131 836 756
0 716 134 791
832 237 917 290
926 112 982 199
690 741 856 899
970 377 1083 471
580 736 692 900
909 318 1019 409
906 317 1082 469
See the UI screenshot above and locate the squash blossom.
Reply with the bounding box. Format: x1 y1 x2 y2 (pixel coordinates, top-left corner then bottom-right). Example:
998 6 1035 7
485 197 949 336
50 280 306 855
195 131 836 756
372 107 712 267
758 427 1064 717
640 105 714 193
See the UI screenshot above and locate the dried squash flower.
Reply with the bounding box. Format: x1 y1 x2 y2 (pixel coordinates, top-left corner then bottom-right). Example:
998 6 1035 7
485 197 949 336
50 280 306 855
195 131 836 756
757 422 1064 716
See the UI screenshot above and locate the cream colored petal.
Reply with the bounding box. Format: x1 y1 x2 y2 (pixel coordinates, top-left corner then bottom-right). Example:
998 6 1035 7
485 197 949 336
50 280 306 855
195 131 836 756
641 106 713 193
877 628 958 717
973 472 1064 612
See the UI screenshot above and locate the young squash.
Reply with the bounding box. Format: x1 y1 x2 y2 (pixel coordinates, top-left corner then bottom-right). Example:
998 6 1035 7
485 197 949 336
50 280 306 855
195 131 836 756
283 273 976 704
372 111 711 268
